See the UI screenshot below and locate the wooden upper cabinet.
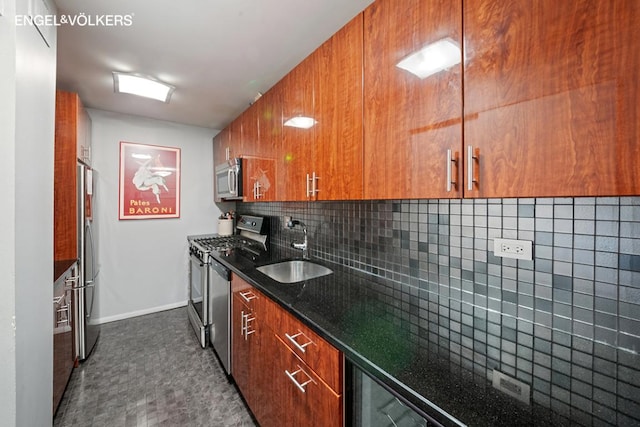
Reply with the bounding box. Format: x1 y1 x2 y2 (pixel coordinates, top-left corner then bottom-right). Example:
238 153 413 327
280 54 316 201
228 118 243 159
213 127 230 165
463 0 640 198
54 90 86 261
363 0 463 200
243 91 279 201
314 13 364 201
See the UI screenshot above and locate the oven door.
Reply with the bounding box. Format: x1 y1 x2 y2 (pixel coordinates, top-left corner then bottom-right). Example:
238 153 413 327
187 252 209 348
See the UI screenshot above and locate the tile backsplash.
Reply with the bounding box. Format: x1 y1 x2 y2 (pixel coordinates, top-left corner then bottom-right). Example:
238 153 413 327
236 197 640 426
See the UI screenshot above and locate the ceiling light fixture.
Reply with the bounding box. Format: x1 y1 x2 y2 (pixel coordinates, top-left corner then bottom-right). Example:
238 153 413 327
283 116 316 129
113 72 175 103
396 38 461 79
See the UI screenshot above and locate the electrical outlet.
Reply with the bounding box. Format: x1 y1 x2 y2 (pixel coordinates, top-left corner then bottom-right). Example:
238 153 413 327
492 370 531 405
493 238 532 260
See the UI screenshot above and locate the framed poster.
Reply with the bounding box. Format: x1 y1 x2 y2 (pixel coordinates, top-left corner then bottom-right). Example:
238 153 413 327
119 141 180 220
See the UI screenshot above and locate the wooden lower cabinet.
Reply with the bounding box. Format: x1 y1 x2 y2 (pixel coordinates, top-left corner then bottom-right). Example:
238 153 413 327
231 276 343 426
53 262 77 414
263 332 342 427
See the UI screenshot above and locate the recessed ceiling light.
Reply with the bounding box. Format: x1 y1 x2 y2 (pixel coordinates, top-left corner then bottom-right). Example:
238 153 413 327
113 72 175 103
283 116 316 129
396 38 461 79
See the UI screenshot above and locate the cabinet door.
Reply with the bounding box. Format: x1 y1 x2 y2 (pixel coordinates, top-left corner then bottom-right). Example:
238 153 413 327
243 91 279 201
54 90 80 261
464 0 640 197
363 0 463 200
267 333 342 427
228 118 243 159
213 128 230 165
314 13 364 200
240 103 259 157
280 54 316 201
232 293 252 401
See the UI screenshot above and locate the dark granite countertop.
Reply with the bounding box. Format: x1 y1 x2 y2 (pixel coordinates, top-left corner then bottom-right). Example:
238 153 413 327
213 245 564 427
54 259 77 283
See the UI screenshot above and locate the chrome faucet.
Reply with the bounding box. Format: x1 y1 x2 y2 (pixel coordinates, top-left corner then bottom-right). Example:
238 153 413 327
285 216 308 259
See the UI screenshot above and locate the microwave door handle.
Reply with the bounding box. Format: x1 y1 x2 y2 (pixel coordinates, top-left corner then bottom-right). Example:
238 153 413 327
230 169 238 195
227 169 234 195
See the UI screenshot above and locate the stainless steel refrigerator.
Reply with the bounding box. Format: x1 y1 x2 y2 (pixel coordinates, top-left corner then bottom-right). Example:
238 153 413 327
74 162 100 361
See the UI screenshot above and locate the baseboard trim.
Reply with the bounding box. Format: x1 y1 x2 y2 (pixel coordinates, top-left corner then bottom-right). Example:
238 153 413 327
95 300 188 324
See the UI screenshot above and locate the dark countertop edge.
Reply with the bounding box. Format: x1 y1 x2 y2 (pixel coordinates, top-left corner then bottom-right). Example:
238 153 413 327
215 253 466 427
54 259 77 283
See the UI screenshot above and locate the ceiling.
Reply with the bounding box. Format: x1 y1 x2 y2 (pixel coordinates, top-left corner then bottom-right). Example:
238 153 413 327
53 0 374 130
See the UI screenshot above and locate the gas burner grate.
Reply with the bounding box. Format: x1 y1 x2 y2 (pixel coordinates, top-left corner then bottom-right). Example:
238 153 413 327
192 235 262 252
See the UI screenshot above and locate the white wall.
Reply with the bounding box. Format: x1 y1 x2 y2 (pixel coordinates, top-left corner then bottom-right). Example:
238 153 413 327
1 0 58 425
89 109 233 323
0 2 18 424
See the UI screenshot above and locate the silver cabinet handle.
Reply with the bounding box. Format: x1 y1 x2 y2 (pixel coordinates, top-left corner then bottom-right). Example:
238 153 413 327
239 291 257 303
312 172 319 196
285 331 314 353
306 173 311 198
244 314 256 338
446 149 458 192
467 145 479 191
240 311 255 340
253 181 262 199
284 366 315 393
240 310 247 336
56 304 70 326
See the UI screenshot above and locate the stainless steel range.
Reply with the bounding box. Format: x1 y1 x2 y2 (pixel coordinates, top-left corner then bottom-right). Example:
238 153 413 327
187 215 268 375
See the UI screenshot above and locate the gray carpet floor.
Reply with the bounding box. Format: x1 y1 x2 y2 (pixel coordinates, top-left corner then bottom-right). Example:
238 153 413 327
53 307 256 426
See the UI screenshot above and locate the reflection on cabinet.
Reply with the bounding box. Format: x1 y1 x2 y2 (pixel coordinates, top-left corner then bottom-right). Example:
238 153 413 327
231 275 343 427
463 0 640 197
53 261 77 415
55 90 92 261
243 156 277 201
363 0 463 200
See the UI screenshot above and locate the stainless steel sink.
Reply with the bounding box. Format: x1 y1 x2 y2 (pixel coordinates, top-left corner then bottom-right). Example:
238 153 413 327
256 260 333 284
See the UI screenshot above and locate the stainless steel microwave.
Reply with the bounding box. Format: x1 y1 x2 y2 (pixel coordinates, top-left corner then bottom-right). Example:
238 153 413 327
215 158 243 200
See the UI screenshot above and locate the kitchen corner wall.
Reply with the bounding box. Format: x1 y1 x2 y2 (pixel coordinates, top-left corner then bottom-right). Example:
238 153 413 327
89 110 229 323
237 197 640 426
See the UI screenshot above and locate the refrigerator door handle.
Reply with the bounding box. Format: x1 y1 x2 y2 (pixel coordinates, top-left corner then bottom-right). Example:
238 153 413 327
85 220 97 318
86 220 96 282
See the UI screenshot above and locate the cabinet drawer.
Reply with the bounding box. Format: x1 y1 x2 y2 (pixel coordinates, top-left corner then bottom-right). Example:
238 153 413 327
272 308 342 393
273 334 342 427
231 275 262 311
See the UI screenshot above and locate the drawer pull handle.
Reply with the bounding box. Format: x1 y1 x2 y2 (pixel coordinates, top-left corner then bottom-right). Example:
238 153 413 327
285 331 314 353
239 291 257 303
285 366 315 393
